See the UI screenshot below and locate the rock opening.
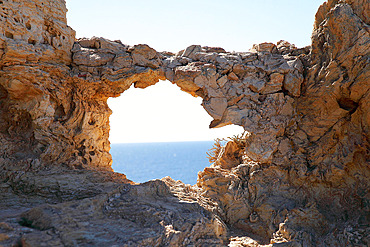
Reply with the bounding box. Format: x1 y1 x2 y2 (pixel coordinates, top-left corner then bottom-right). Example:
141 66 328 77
0 0 368 246
108 79 244 183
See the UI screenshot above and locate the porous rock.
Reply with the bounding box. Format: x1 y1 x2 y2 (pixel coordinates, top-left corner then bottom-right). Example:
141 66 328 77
0 0 369 246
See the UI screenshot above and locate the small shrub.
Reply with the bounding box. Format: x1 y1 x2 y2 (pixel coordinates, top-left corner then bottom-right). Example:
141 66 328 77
207 131 248 163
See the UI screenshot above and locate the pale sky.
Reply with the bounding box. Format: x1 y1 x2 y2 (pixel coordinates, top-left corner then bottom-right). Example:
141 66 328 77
66 0 325 143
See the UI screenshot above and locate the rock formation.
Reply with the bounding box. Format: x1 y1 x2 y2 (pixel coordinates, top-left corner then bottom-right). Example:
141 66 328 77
0 0 369 246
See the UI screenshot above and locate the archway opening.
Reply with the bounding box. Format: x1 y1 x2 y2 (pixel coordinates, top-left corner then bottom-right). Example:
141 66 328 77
108 80 244 184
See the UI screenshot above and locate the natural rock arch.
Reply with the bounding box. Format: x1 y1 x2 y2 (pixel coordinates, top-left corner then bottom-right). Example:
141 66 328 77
1 30 304 171
68 38 303 169
0 0 369 246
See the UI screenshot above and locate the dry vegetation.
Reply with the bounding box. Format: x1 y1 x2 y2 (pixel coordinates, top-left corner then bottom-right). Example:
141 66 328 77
207 131 249 163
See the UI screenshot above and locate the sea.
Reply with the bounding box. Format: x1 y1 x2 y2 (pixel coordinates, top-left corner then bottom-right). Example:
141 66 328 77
111 141 215 185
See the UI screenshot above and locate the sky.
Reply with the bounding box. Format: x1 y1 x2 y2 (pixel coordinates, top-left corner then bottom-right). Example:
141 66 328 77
66 0 325 143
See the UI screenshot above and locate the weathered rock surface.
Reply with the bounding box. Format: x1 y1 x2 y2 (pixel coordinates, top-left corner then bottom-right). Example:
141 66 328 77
0 0 369 246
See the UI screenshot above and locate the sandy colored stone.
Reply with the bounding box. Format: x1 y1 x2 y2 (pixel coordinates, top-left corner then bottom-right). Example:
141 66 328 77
251 42 277 53
283 70 302 97
202 97 228 120
261 73 284 94
0 233 10 242
0 0 369 246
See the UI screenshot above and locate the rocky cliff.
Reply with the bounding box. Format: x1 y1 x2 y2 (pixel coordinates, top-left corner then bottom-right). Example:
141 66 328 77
0 0 369 246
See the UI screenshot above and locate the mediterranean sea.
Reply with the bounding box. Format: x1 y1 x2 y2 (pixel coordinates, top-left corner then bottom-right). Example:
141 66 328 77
111 141 215 185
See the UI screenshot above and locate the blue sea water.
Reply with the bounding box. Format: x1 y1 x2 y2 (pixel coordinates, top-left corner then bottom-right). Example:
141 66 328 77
110 141 215 185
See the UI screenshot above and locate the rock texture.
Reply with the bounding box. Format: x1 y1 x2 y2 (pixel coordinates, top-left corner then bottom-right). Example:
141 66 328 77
0 0 369 246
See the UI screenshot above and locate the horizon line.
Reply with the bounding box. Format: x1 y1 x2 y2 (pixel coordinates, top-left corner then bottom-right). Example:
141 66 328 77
110 139 224 145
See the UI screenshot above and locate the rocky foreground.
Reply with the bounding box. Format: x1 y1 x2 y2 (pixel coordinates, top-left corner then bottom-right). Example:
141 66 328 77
0 0 369 246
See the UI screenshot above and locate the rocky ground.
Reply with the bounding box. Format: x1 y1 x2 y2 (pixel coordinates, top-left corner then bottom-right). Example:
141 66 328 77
0 0 369 246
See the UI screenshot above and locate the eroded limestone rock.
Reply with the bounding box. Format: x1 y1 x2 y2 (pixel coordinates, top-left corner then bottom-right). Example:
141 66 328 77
0 0 369 246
